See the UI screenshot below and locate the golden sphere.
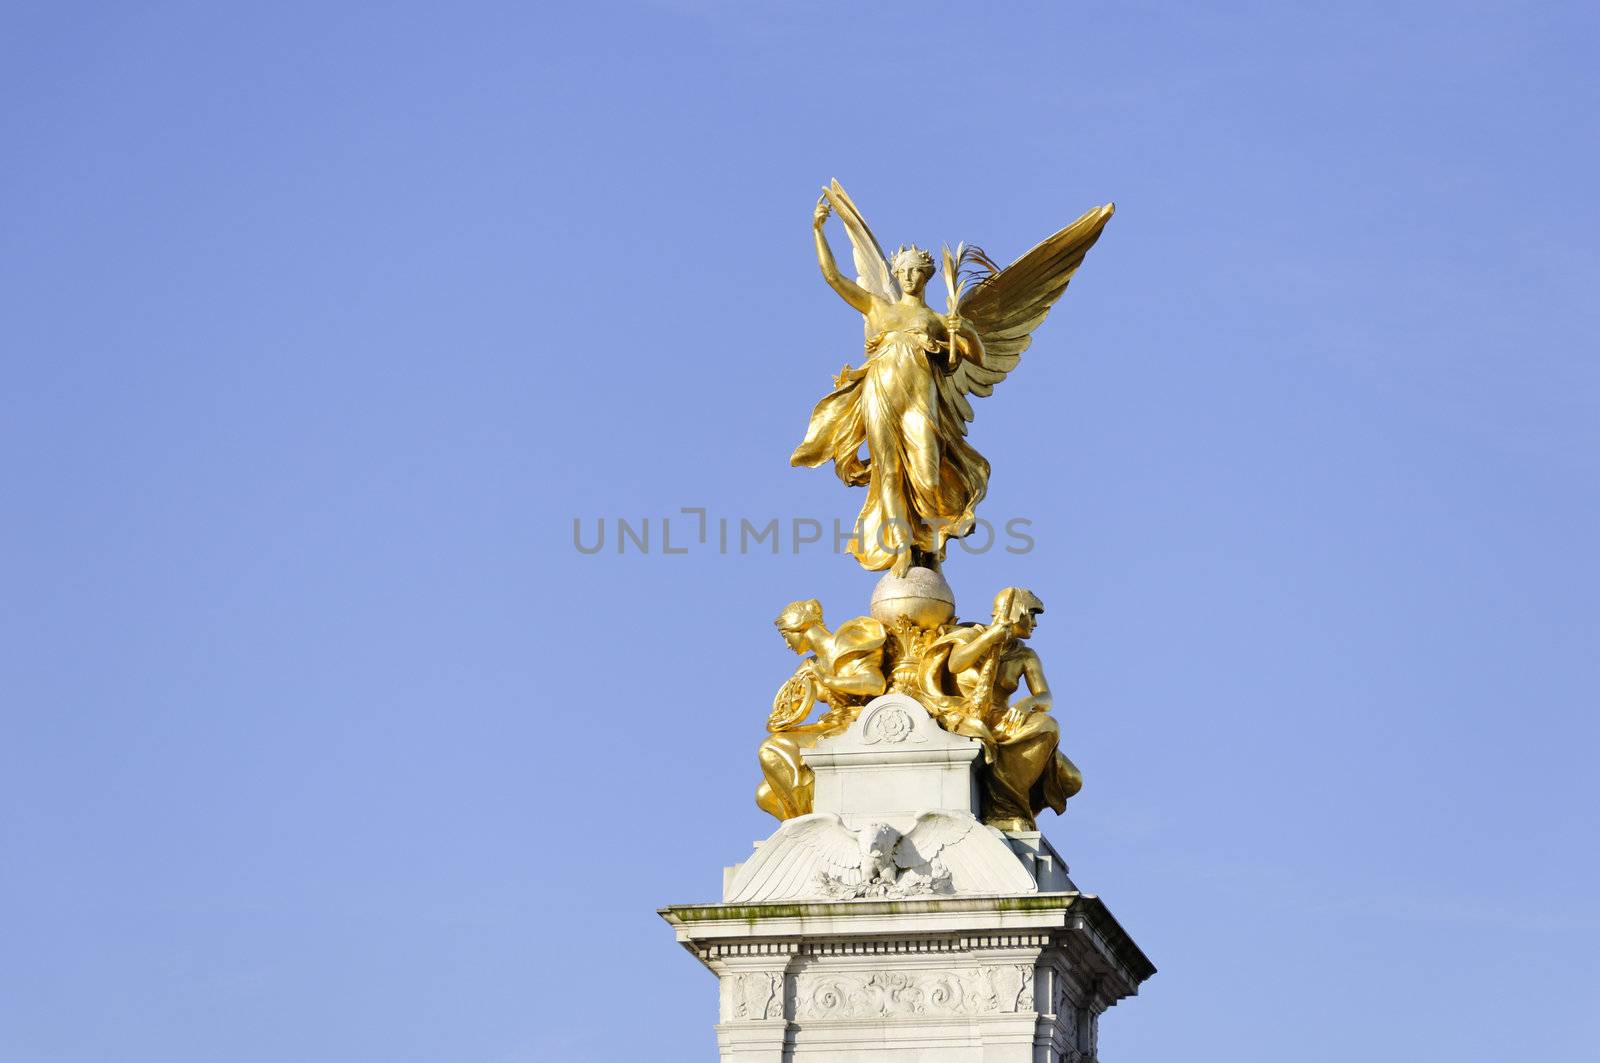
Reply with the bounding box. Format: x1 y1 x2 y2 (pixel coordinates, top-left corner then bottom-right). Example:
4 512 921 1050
869 566 956 628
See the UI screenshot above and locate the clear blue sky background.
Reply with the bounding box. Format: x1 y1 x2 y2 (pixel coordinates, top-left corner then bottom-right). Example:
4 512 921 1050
3 2 1597 1060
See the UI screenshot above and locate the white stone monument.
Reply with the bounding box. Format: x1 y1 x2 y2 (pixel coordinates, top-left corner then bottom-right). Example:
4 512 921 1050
661 179 1146 1059
661 694 1153 1061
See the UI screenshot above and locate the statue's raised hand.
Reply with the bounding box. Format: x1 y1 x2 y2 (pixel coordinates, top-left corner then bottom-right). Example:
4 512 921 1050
813 194 831 230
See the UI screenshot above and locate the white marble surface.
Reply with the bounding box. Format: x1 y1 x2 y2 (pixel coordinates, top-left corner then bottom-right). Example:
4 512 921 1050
724 696 1082 902
723 810 1037 903
675 696 1149 1060
661 894 1152 1062
805 693 981 828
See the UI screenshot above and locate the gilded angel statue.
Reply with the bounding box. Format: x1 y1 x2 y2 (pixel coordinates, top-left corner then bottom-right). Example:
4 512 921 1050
793 180 1115 574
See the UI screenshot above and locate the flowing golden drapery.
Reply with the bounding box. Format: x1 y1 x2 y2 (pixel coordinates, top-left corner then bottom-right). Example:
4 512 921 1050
791 327 989 571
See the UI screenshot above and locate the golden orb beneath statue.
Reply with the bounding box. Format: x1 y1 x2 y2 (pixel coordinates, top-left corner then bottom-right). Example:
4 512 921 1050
870 566 956 628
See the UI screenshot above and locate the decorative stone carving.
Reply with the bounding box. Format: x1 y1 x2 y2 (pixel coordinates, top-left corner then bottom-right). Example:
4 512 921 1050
817 860 951 899
728 972 782 1021
795 964 1034 1019
724 810 1037 903
861 700 922 744
666 893 1154 1062
1053 976 1079 1041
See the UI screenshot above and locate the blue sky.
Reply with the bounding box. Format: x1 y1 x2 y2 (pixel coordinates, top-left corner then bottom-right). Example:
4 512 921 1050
2 1 1597 1060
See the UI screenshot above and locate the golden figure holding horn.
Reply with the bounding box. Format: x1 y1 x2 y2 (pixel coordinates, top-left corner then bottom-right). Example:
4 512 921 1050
793 180 1115 574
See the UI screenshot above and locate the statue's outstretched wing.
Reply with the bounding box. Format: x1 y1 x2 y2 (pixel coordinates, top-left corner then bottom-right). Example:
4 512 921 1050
894 811 1038 895
946 203 1116 420
825 179 900 304
724 813 863 903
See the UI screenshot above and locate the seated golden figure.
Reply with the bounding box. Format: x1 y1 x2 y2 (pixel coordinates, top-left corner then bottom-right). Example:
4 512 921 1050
756 599 888 821
918 588 1082 831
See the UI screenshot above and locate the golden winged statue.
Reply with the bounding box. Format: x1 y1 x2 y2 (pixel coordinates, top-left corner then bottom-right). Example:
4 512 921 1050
793 179 1114 574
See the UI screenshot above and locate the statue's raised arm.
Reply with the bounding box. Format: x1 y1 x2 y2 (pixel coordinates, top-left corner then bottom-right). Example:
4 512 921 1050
812 192 881 315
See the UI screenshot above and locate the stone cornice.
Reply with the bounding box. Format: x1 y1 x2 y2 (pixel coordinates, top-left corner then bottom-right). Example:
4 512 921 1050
659 891 1155 1002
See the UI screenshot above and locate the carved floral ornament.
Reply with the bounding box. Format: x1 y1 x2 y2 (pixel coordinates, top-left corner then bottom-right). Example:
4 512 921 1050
861 702 921 744
796 964 1034 1019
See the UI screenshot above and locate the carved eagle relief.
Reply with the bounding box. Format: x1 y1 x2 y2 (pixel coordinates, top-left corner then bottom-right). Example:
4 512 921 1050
724 810 1037 903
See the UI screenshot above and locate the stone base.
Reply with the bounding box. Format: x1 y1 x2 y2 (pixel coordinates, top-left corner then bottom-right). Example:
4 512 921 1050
669 693 1152 1060
659 893 1153 1062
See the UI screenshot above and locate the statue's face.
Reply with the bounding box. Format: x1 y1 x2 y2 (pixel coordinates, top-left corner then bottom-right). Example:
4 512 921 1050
780 628 805 652
1011 610 1038 638
895 263 931 293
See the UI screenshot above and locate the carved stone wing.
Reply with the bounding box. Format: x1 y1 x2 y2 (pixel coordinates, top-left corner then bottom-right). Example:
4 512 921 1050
893 811 1038 896
893 808 976 869
724 813 865 903
944 203 1116 421
824 179 900 305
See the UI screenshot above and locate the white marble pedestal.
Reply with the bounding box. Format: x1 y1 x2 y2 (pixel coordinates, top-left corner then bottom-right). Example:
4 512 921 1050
661 892 1151 1062
661 695 1153 1062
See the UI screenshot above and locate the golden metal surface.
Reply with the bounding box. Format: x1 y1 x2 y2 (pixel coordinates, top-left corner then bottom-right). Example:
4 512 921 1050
757 586 1080 831
916 588 1082 832
750 182 1110 829
756 600 888 821
793 180 1114 575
